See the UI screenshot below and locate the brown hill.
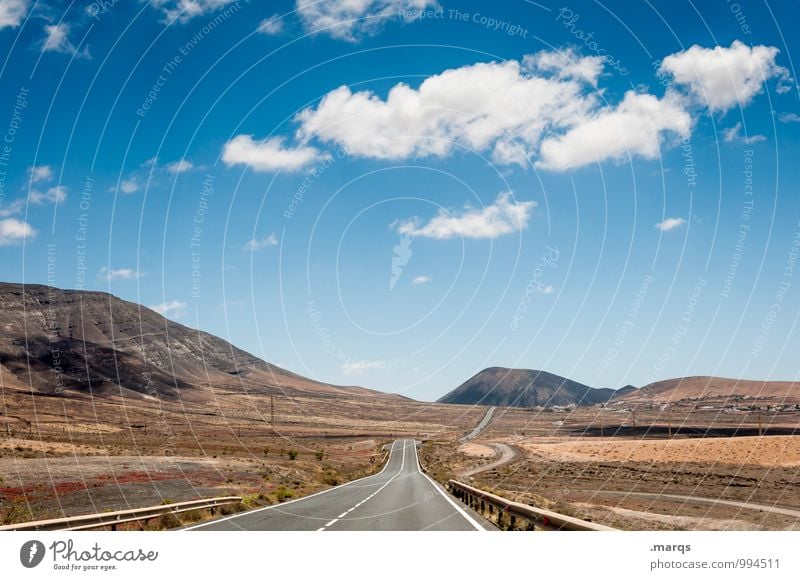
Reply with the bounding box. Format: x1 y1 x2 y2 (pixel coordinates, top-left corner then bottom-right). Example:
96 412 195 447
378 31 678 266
438 367 618 408
0 282 396 402
616 375 800 403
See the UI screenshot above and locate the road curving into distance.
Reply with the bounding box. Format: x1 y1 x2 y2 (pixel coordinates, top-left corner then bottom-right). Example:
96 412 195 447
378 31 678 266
187 439 490 531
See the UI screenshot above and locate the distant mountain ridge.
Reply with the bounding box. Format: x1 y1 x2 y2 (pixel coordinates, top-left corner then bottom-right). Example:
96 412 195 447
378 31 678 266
439 367 800 409
437 367 622 408
615 375 800 403
0 283 396 402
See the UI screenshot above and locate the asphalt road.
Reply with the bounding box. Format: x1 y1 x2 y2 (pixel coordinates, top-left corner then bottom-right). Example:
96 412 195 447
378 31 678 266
461 443 521 477
188 439 488 531
460 407 496 443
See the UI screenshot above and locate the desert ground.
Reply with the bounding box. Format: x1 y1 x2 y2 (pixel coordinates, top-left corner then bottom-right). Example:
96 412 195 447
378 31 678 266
2 385 799 530
422 405 800 530
0 387 483 527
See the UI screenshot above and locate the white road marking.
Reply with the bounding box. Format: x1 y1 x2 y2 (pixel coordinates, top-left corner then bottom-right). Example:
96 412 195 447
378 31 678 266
325 519 338 527
321 439 408 531
414 440 485 531
184 440 399 531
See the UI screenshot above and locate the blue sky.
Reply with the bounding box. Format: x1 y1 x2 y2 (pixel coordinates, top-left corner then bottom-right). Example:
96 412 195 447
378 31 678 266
1 0 799 400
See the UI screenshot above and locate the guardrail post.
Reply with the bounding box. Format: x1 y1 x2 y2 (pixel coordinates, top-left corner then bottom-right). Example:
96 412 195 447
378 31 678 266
509 514 516 530
480 499 485 513
497 510 503 529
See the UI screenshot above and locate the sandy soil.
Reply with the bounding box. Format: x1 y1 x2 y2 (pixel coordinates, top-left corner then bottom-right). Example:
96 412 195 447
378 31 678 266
514 435 800 467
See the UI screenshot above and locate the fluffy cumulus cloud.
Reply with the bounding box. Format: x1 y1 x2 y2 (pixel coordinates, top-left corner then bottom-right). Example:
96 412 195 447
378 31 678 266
296 0 437 41
0 218 35 245
228 42 787 173
244 233 278 251
98 267 142 281
395 192 535 240
41 23 90 58
150 299 187 318
537 91 692 171
0 0 29 29
297 55 601 167
222 135 328 172
655 217 687 232
659 41 791 113
149 0 238 23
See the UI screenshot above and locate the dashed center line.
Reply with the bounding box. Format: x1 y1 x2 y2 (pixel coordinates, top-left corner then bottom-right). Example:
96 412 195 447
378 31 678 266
318 440 407 531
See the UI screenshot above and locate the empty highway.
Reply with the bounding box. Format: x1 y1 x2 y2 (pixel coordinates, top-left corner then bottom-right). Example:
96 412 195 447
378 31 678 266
188 439 488 531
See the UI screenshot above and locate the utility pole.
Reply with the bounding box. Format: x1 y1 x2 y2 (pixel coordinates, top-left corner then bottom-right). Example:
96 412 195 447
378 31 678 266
631 410 637 429
758 412 763 437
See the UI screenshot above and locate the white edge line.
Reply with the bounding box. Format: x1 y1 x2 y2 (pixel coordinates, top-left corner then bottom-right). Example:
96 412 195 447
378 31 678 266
413 440 485 532
183 440 398 530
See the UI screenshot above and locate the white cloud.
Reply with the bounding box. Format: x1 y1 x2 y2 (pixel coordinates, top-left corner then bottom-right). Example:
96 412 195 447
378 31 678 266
522 48 605 87
249 43 780 173
29 185 68 205
0 198 24 217
42 23 90 59
537 91 692 171
120 177 140 194
723 121 766 144
222 135 328 172
28 165 53 183
166 159 195 174
342 360 386 375
297 0 436 41
149 0 238 24
297 56 600 166
98 267 142 281
412 275 431 284
258 14 284 35
538 285 555 294
778 112 800 123
0 218 35 245
244 233 278 251
655 217 687 232
659 40 791 113
150 299 187 318
395 192 536 240
0 0 29 29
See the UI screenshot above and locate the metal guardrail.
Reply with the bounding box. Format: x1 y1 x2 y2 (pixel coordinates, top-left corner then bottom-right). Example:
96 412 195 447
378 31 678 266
448 480 615 531
0 496 243 531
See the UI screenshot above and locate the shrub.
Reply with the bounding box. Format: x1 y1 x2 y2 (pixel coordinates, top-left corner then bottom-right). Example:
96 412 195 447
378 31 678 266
288 449 298 460
180 509 204 523
263 447 269 456
156 512 181 530
315 450 324 461
274 487 294 503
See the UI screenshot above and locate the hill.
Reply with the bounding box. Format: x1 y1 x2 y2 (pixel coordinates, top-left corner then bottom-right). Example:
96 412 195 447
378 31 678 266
615 375 800 404
438 367 619 408
0 283 396 402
